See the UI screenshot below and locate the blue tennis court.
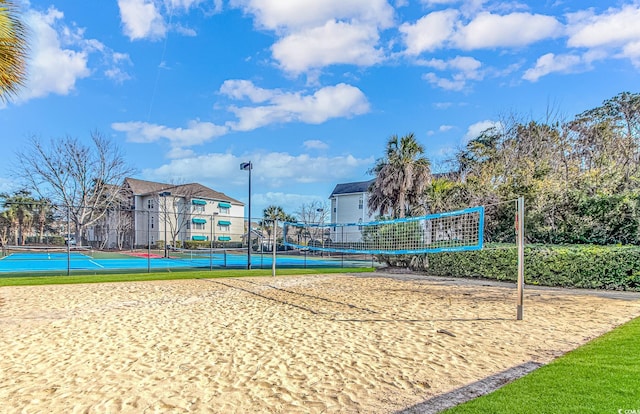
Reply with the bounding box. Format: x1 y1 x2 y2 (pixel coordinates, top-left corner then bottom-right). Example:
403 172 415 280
0 251 369 274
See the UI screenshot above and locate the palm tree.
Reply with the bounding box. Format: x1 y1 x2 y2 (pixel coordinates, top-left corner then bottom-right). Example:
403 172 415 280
33 198 53 243
261 205 291 250
0 208 17 245
368 133 431 218
0 0 29 102
423 175 465 214
2 190 36 245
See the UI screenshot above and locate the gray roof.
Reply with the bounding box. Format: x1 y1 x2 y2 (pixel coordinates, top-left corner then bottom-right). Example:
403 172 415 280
123 178 243 205
329 179 375 198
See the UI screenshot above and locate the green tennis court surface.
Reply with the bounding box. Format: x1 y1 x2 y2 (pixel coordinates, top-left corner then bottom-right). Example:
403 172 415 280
0 250 368 274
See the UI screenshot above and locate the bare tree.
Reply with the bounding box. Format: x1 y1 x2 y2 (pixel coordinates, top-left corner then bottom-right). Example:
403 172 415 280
294 201 328 243
14 132 135 245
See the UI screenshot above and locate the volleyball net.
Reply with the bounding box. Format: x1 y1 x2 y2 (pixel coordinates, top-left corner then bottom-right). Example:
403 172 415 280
283 206 484 255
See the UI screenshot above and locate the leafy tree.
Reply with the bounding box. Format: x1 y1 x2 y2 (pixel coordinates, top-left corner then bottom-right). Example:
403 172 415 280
449 91 640 245
368 133 431 218
568 92 640 191
0 0 28 102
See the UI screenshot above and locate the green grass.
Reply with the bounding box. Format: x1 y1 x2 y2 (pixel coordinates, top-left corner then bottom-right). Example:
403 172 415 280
445 316 640 414
0 267 374 286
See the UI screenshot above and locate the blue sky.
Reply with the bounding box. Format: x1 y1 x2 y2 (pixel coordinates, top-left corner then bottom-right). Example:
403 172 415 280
2 0 640 218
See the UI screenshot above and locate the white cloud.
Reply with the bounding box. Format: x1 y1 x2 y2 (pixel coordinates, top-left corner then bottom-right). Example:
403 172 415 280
117 0 220 40
113 81 368 156
10 6 132 104
253 192 327 213
522 53 584 82
118 0 167 41
401 10 561 55
421 0 459 5
23 9 90 99
566 4 640 67
272 20 384 74
400 10 459 55
421 56 483 90
142 151 374 190
454 12 562 49
567 5 640 49
464 120 502 142
423 73 466 91
439 125 454 132
223 81 370 131
421 0 486 13
104 52 134 83
230 0 393 74
166 147 196 159
111 120 229 148
220 79 276 103
427 124 454 136
622 41 640 65
303 140 329 150
229 0 394 31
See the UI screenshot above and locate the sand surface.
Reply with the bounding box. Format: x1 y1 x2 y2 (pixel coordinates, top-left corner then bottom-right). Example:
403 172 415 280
1 273 639 413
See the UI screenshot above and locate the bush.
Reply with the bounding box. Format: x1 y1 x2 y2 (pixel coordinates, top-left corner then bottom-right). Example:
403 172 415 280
391 244 640 291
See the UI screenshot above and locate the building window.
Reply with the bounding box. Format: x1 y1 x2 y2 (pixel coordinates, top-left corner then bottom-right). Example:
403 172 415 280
358 198 363 210
193 205 205 213
218 202 231 214
147 199 154 209
193 222 205 230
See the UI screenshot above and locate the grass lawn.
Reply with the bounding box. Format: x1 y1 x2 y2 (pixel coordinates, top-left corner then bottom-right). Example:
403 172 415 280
444 316 640 414
0 267 374 286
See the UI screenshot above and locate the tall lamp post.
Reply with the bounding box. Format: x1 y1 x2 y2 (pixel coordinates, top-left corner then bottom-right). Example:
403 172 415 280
159 191 171 258
240 161 252 269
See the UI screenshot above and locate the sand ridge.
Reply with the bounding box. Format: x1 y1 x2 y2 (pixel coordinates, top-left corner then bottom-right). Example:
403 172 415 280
1 274 639 413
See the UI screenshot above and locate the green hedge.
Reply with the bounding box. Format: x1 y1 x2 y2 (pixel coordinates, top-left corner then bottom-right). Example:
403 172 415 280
390 245 640 291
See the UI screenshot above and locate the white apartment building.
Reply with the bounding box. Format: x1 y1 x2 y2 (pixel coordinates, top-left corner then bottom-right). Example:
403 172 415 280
328 179 376 243
87 178 244 248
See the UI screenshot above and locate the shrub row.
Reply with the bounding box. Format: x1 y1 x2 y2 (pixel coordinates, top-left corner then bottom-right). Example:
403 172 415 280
388 245 640 291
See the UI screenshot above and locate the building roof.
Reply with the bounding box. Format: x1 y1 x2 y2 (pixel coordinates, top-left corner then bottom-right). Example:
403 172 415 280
123 178 243 205
329 179 375 198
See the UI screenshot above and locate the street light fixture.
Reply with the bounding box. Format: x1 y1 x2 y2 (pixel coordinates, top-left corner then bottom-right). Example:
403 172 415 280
240 161 252 269
159 191 171 258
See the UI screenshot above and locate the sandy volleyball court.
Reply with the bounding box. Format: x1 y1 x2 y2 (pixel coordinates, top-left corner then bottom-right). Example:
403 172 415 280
1 273 639 413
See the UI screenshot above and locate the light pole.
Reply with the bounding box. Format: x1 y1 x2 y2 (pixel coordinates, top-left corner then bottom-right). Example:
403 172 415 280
159 191 171 258
240 161 252 269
